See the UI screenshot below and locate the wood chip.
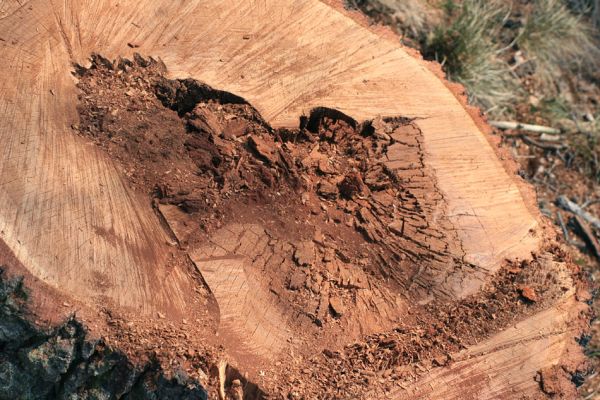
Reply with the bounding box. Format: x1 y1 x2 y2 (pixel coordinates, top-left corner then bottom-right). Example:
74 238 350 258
519 286 538 302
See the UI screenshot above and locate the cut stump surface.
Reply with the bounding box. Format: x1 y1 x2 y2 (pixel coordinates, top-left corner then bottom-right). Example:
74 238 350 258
0 1 586 399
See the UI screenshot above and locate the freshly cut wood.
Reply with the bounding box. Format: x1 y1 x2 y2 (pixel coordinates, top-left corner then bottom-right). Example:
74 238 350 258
0 0 587 399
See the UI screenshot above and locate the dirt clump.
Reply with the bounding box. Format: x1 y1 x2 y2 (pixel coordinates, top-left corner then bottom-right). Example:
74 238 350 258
70 54 588 399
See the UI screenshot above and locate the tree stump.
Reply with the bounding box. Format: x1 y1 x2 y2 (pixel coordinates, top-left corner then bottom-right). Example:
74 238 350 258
0 0 587 398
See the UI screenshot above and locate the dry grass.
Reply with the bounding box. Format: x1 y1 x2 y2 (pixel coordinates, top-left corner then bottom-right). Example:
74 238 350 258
567 0 600 27
418 0 598 116
345 0 431 39
354 0 599 175
375 0 429 37
518 0 599 85
422 0 521 115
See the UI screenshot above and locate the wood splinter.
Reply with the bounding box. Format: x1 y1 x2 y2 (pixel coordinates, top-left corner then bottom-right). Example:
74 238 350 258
218 359 227 400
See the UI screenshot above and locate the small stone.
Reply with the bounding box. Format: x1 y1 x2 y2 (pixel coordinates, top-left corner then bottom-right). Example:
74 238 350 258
308 273 323 294
157 312 166 319
538 366 563 395
228 379 244 400
301 192 310 205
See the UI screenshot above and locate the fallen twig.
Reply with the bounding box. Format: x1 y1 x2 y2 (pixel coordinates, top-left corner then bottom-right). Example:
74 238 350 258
489 120 560 134
557 195 600 231
573 216 600 259
521 135 566 151
582 197 600 209
539 133 561 142
556 211 570 243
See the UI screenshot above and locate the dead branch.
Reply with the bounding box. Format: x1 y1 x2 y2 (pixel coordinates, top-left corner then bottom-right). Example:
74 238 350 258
582 197 600 209
557 195 600 231
538 133 561 142
556 211 570 243
489 120 560 134
521 135 566 151
573 216 600 259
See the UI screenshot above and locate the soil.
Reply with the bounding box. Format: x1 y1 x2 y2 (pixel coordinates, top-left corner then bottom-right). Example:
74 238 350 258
63 54 590 399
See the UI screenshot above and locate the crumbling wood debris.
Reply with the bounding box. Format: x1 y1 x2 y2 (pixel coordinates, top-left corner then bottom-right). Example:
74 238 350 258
518 285 538 303
557 195 600 231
